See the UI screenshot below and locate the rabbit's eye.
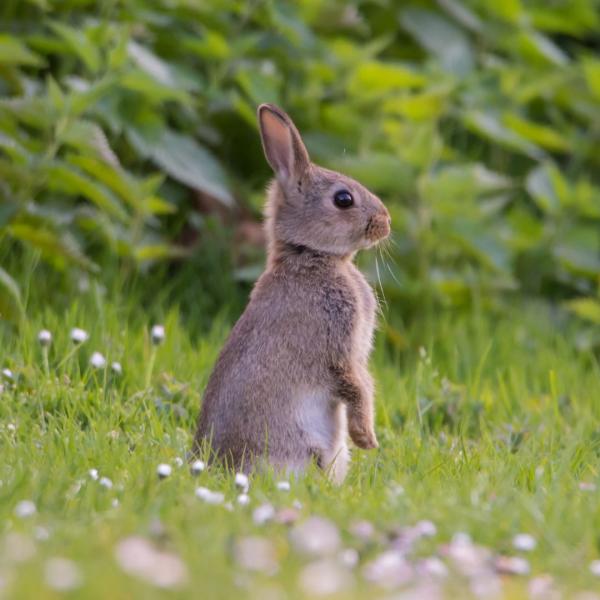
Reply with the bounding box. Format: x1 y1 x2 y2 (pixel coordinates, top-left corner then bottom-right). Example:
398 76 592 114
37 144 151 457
334 190 354 209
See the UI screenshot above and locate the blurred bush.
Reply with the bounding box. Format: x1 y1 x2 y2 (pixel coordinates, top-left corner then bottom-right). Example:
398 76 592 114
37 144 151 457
0 0 599 322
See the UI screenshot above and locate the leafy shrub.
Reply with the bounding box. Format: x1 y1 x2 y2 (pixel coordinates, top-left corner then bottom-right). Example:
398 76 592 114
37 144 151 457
0 0 599 322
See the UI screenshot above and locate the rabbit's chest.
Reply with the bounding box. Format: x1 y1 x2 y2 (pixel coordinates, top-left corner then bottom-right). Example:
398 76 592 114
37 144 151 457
347 268 377 363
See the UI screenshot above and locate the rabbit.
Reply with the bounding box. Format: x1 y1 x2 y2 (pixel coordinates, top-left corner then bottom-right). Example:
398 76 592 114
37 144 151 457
193 103 391 484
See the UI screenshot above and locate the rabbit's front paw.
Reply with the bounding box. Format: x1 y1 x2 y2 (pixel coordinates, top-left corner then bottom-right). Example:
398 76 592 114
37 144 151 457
349 422 379 450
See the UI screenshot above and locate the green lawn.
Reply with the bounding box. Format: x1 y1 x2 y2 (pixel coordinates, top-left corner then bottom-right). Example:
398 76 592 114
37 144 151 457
1 294 599 599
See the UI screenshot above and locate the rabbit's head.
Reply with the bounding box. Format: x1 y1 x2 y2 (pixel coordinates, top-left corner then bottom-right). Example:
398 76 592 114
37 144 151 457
258 104 391 257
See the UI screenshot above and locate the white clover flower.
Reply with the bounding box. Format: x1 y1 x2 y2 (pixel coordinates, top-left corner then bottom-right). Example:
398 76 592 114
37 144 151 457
111 362 122 375
99 477 113 489
172 457 184 468
190 460 205 475
253 503 275 525
14 500 36 518
579 481 597 492
2 368 14 380
34 526 50 541
589 560 600 577
513 533 536 552
88 469 99 481
237 493 250 506
45 557 83 591
157 464 172 479
151 325 165 345
89 352 106 369
235 473 249 490
195 487 224 505
338 548 359 568
276 481 291 492
38 330 52 347
495 555 530 576
70 328 89 344
415 520 437 537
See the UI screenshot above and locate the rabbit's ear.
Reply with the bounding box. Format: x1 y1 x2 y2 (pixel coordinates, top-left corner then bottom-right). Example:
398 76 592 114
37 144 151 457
258 104 310 182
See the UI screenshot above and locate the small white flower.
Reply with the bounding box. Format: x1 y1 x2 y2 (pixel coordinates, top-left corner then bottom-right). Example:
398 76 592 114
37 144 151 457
235 473 249 490
195 487 224 505
157 464 172 479
151 325 165 345
253 503 275 525
579 481 597 492
419 556 448 578
513 533 536 552
34 526 50 541
70 328 89 344
290 517 341 557
293 499 303 510
173 457 184 468
99 477 113 489
338 548 359 568
45 558 83 591
90 352 106 369
415 520 437 537
237 493 250 506
2 368 14 380
111 362 122 375
111 499 120 508
495 555 530 576
276 481 291 492
7 423 16 432
88 469 99 481
590 560 600 577
38 330 52 347
190 460 205 475
15 500 36 518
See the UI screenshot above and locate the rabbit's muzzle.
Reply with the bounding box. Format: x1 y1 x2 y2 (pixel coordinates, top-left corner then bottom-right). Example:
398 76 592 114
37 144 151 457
365 212 391 244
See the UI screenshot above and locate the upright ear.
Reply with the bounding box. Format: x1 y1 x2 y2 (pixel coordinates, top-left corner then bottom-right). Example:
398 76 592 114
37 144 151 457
258 104 310 182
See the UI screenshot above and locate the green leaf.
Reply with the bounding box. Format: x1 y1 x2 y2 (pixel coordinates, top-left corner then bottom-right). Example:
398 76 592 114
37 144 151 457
8 223 96 271
127 41 199 91
48 21 101 73
348 61 426 98
329 153 414 195
0 266 23 316
67 154 142 210
0 34 45 67
446 220 510 272
400 8 474 74
565 298 600 325
503 114 570 152
45 162 129 222
583 57 600 101
525 164 560 214
463 112 544 159
127 128 234 207
119 70 192 105
134 244 190 262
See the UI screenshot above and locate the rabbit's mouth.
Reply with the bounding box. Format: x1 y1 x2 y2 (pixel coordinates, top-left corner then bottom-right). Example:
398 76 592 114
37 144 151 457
364 213 391 246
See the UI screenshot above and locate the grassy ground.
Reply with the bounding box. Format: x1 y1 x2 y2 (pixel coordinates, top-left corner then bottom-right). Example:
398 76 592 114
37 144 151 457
1 289 599 599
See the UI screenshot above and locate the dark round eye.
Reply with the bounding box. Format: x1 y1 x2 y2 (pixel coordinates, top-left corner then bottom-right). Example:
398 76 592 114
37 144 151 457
334 190 354 209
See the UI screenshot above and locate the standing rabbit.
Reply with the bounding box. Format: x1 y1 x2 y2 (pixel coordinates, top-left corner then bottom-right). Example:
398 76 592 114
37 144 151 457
194 104 391 483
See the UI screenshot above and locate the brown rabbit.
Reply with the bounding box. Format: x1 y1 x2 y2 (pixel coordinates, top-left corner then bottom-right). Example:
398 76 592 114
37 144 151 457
193 104 391 483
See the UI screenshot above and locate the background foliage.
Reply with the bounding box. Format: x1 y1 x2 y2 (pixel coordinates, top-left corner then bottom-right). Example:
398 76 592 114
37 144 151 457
0 0 599 328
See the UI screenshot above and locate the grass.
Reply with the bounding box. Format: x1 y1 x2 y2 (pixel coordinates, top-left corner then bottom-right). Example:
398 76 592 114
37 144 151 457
1 286 600 599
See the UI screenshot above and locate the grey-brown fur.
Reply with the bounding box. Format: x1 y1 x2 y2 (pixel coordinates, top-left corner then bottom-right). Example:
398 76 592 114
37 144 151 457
194 104 390 483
